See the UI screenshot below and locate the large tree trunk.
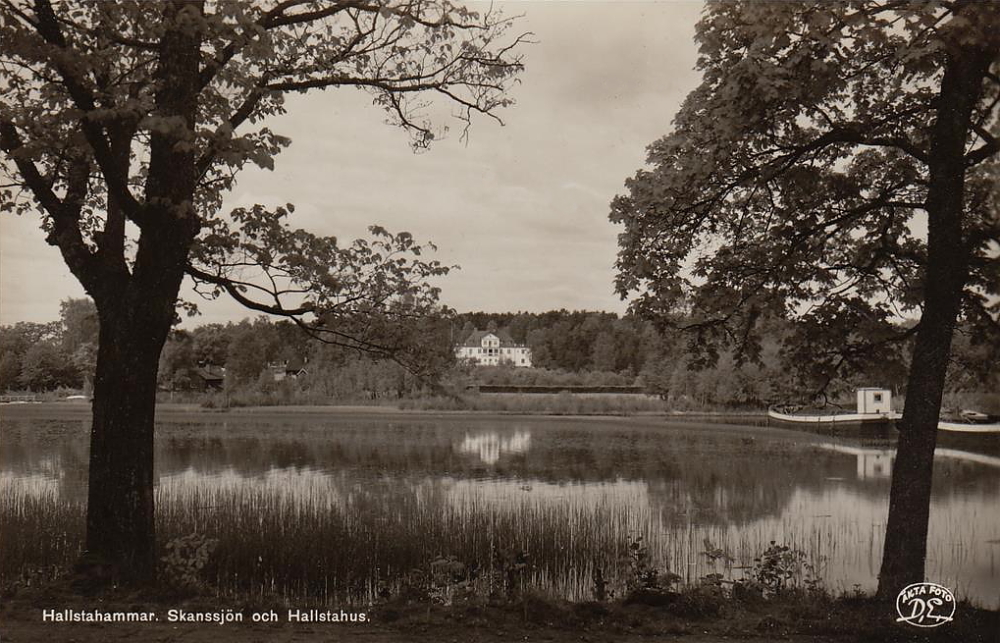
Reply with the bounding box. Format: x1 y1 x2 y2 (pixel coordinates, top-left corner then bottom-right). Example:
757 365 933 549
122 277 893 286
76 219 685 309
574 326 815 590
876 42 991 599
79 1 203 586
84 289 177 584
876 297 962 598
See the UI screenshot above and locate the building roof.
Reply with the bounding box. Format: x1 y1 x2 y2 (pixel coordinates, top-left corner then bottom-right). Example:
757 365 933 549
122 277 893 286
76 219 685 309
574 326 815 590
194 365 225 382
457 328 525 348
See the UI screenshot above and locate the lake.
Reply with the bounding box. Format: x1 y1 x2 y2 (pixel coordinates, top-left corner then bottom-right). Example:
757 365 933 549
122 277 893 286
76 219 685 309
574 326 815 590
1 407 998 606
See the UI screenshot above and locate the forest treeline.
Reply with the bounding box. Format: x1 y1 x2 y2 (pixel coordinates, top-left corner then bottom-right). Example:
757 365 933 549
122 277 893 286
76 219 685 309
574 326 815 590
1 300 996 410
0 299 98 392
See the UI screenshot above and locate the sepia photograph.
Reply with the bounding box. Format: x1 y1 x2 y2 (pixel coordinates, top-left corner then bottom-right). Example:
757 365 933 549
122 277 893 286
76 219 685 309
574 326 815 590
1 1 998 641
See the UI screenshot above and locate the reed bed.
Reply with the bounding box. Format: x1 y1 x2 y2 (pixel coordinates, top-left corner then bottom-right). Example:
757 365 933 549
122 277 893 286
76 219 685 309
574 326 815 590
2 475 995 605
154 479 655 601
0 479 85 583
399 392 671 415
0 478 860 601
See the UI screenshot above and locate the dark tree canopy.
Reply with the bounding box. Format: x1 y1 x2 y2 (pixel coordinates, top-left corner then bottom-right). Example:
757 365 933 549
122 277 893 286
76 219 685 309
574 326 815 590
0 0 526 582
611 1 999 598
612 1 999 388
1 1 527 363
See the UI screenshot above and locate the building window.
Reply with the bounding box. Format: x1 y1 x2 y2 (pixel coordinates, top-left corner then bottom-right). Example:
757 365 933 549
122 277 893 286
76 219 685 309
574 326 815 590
874 393 883 403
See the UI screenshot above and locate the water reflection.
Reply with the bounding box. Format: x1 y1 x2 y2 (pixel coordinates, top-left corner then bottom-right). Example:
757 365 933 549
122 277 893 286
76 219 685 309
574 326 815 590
455 430 531 465
2 413 998 605
815 443 895 479
158 466 347 511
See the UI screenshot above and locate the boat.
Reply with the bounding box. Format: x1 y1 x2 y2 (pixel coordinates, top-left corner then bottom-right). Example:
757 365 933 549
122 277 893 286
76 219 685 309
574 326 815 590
767 406 898 426
937 419 1000 434
769 388 1000 456
934 415 1000 457
957 409 990 422
769 390 999 434
767 388 899 428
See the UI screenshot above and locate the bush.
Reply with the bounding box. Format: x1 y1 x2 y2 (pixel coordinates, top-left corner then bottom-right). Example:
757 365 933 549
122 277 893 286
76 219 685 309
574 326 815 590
734 542 825 599
160 533 218 592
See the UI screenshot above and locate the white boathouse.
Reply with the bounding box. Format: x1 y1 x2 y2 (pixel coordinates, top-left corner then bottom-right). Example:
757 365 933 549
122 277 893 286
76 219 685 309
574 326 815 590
856 388 892 415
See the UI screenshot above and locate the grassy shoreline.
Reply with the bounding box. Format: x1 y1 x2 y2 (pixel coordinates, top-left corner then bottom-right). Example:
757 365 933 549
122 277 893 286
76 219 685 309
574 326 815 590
1 579 996 643
3 404 997 640
1 399 768 421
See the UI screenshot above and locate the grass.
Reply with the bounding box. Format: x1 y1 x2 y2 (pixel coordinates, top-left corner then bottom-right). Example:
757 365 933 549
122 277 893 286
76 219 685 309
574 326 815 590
188 388 677 415
398 392 673 415
0 388 87 402
0 477 923 606
4 480 999 642
2 471 995 608
4 578 998 643
0 477 812 602
0 480 85 585
156 482 657 602
2 407 996 611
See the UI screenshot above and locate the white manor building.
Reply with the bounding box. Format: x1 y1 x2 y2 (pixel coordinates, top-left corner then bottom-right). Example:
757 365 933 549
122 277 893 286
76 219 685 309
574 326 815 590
455 328 532 367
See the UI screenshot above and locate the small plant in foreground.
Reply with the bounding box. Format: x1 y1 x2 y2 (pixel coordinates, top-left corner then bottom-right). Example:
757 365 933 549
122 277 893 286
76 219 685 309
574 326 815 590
160 533 217 592
698 572 726 596
621 536 682 607
400 555 474 606
591 562 608 601
735 541 825 599
493 547 530 599
698 539 734 598
429 555 474 606
398 555 476 607
753 542 801 592
700 538 734 567
626 536 680 592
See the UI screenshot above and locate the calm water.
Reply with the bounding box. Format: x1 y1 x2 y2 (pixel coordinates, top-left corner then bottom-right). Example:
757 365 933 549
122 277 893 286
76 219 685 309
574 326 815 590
2 410 998 605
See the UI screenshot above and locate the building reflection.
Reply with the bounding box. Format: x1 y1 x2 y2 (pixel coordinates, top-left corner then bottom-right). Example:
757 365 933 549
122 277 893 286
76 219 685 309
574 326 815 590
454 430 531 465
3 415 1000 606
816 443 895 479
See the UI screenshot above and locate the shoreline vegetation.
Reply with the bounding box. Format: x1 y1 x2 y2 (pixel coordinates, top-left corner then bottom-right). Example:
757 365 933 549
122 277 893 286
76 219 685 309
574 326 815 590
3 384 998 642
1 578 997 643
5 306 998 419
1 396 766 419
4 390 999 420
2 406 997 641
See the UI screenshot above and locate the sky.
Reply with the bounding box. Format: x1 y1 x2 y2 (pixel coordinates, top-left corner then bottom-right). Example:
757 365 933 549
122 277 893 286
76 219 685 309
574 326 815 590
0 1 705 327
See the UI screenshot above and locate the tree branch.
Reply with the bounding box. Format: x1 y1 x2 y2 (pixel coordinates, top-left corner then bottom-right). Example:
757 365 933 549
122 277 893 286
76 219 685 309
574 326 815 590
966 121 999 165
29 0 145 226
0 118 110 292
185 264 316 316
185 263 415 358
198 1 355 90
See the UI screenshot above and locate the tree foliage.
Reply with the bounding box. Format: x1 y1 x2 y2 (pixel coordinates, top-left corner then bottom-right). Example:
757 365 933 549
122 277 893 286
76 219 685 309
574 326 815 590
0 297 97 391
6 306 995 411
0 0 526 581
611 1 999 390
610 0 999 598
0 0 527 366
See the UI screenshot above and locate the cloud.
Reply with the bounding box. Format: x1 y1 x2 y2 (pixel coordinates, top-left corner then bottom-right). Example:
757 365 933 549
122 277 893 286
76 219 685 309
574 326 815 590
1 2 704 325
0 215 87 324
